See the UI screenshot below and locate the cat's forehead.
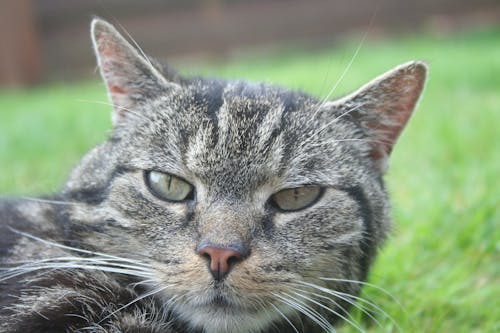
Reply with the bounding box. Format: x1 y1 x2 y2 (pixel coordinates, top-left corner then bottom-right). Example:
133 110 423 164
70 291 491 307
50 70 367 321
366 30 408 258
156 78 321 139
138 79 344 194
188 78 315 112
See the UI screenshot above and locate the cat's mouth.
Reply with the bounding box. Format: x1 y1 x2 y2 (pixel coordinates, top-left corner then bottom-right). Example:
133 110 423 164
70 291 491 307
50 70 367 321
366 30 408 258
173 287 276 333
194 284 256 313
205 294 234 309
203 286 239 308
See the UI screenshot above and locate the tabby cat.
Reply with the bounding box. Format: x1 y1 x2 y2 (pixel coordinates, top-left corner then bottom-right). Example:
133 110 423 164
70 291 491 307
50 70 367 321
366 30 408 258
0 19 427 333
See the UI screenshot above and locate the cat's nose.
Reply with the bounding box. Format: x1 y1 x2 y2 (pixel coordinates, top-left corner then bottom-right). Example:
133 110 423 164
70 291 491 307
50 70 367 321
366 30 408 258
197 245 246 281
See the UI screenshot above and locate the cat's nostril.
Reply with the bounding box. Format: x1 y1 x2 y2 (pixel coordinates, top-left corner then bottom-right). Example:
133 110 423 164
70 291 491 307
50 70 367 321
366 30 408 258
227 255 239 266
197 245 245 281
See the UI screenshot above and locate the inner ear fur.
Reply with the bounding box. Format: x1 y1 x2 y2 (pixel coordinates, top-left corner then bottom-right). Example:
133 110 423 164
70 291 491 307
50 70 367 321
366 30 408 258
329 61 428 172
91 18 178 125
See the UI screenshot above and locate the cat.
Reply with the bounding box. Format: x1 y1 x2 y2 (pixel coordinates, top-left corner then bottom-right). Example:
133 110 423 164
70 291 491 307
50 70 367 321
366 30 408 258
0 18 427 333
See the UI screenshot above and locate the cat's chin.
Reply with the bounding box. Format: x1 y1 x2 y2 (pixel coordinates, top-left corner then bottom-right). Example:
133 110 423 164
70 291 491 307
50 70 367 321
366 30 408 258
170 293 281 333
177 303 278 333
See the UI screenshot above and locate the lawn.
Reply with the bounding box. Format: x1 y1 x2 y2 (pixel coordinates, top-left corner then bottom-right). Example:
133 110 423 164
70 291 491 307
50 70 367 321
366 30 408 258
1 27 499 332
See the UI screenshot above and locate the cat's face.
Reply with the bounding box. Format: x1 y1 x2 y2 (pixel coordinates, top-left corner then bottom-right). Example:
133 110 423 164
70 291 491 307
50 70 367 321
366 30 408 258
63 19 426 333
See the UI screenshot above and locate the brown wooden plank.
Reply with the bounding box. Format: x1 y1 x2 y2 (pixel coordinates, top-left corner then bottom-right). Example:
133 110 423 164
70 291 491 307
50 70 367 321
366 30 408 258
0 0 41 86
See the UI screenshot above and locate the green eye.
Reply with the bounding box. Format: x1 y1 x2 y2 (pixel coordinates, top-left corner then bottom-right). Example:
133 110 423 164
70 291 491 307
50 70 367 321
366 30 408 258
270 186 322 211
146 171 194 202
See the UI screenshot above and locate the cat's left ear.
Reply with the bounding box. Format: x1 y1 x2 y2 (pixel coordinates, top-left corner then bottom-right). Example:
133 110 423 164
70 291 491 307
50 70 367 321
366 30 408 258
91 18 178 125
328 61 427 173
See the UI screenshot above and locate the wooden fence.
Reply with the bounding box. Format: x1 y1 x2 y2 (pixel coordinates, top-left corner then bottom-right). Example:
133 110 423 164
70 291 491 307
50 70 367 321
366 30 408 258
1 0 499 86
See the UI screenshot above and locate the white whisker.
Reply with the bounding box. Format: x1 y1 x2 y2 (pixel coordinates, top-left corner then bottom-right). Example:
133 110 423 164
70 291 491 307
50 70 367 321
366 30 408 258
128 279 156 289
270 303 300 333
19 197 76 206
77 99 146 119
291 288 365 333
1 264 153 283
1 265 151 281
312 3 380 120
4 256 148 268
318 277 403 308
98 285 168 324
294 288 364 332
306 278 404 331
274 292 335 333
332 290 389 328
113 21 155 70
293 284 366 321
300 102 367 148
300 281 380 318
6 227 150 267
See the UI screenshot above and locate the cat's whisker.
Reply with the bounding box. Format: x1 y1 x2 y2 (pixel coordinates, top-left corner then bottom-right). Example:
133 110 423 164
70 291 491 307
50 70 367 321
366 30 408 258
300 19 374 135
128 278 157 290
270 303 301 333
347 293 402 332
299 279 402 331
7 227 151 267
159 293 186 324
18 197 76 206
300 102 367 148
290 289 365 333
77 99 147 120
1 254 156 283
274 295 324 332
311 137 390 146
288 284 367 326
112 20 156 70
330 290 390 329
0 266 152 282
161 293 179 313
273 292 336 333
97 285 169 324
311 30 368 120
310 3 380 123
0 262 154 283
257 300 282 333
3 256 153 272
318 277 403 309
292 283 380 329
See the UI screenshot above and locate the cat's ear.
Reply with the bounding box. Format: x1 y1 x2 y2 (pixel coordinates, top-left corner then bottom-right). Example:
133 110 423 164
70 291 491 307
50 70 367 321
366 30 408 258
329 61 427 173
91 18 177 125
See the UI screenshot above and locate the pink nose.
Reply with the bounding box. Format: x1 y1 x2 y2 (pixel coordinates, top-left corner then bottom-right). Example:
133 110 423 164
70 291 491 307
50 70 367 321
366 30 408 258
198 246 244 281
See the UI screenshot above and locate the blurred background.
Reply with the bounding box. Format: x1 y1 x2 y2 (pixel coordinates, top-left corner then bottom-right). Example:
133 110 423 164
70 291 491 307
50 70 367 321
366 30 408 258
1 0 499 86
1 1 499 332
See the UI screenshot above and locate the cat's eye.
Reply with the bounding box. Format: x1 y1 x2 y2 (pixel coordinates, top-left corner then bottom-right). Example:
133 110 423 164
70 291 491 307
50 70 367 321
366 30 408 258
270 186 323 212
145 171 194 202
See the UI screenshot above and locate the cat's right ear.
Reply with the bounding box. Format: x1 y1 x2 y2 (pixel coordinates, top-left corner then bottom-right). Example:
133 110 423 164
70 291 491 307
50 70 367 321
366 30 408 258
91 18 178 125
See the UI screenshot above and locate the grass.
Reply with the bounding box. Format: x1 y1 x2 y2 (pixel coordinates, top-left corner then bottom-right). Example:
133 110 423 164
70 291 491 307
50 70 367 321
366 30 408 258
1 27 499 332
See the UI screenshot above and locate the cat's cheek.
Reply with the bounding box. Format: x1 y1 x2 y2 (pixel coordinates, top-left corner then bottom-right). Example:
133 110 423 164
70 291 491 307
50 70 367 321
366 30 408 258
271 212 296 229
153 246 213 288
106 173 195 229
229 252 300 295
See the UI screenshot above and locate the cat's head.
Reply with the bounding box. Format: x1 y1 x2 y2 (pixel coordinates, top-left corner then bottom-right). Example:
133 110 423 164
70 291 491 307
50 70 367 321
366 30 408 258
63 19 426 333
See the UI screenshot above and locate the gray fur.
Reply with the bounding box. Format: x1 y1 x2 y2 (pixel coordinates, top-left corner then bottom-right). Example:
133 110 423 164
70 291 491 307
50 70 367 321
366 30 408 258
0 19 427 333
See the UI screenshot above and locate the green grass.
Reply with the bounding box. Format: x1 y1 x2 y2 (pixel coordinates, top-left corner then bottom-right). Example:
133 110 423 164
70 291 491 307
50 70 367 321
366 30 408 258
1 27 499 332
